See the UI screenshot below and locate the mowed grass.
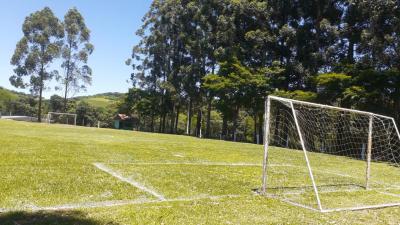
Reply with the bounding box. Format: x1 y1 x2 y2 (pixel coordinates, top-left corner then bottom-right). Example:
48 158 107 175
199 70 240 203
0 119 400 224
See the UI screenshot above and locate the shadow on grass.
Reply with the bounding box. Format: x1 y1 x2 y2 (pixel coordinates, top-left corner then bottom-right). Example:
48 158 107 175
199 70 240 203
0 210 117 225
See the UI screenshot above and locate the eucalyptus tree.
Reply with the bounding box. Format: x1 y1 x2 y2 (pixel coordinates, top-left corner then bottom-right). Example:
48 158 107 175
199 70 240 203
58 7 94 111
129 0 183 133
10 7 64 122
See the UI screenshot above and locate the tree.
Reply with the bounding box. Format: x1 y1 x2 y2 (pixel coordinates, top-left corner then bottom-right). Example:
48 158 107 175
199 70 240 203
5 96 37 117
314 73 351 104
49 95 65 112
58 7 94 111
203 56 269 141
10 7 64 122
76 101 95 126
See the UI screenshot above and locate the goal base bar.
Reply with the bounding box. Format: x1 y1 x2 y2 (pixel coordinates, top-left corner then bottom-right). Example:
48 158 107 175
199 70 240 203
276 196 400 212
321 202 400 213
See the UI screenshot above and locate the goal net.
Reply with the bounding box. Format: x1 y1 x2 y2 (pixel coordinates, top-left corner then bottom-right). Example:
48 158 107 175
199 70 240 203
47 112 77 126
261 96 400 212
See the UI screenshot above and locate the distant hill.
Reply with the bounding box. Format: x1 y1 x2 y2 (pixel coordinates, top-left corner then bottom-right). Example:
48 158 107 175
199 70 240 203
72 92 125 109
0 86 126 112
0 87 29 111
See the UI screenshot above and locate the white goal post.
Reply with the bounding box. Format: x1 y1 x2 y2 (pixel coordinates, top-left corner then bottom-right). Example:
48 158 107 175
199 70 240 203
47 112 77 126
261 95 400 212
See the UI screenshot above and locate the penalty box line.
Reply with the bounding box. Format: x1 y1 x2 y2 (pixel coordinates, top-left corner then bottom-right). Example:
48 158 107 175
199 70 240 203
102 161 295 167
93 163 166 201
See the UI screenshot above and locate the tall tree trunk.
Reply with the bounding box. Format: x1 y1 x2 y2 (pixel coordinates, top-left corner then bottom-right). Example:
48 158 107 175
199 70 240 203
253 113 258 144
150 114 155 132
232 106 240 142
38 86 43 122
174 105 180 133
243 119 247 142
258 113 263 145
186 98 192 135
38 63 44 123
158 115 162 133
161 113 166 133
205 96 212 138
137 114 141 131
169 106 175 133
222 116 228 140
347 40 354 63
63 42 72 111
63 80 69 112
196 109 202 138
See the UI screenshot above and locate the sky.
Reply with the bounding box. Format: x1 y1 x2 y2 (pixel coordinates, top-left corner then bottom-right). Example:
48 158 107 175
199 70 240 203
0 0 152 98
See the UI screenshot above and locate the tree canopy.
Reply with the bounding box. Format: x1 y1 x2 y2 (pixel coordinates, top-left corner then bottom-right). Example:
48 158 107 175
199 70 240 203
10 7 93 121
124 0 400 143
10 7 64 122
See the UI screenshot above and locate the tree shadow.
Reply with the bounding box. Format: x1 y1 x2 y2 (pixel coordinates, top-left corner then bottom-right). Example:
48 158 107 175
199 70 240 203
0 210 117 225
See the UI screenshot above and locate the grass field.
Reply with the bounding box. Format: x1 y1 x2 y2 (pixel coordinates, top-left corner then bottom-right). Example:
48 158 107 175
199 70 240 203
0 119 400 224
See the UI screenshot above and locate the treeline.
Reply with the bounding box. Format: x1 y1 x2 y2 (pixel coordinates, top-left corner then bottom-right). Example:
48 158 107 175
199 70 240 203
123 0 400 143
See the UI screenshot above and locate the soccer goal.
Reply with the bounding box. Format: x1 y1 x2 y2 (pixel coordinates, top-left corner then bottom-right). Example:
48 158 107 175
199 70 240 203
261 95 400 212
47 112 77 126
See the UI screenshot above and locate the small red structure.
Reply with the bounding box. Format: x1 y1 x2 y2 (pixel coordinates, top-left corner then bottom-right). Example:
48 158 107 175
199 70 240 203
114 114 134 130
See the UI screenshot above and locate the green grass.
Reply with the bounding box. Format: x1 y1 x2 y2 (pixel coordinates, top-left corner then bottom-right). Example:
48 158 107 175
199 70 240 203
0 119 400 224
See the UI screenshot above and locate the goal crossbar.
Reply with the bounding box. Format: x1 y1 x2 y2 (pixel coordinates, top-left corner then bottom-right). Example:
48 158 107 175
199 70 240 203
268 95 393 119
261 95 400 212
48 112 77 116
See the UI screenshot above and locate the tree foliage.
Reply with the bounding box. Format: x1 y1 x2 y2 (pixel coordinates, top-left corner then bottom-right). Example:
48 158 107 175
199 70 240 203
123 0 400 143
58 7 94 110
10 7 64 122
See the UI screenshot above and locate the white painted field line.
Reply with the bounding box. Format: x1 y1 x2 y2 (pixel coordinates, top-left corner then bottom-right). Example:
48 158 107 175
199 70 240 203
172 194 242 202
93 163 166 201
313 168 400 189
104 161 295 167
320 202 400 213
281 198 321 212
377 191 400 198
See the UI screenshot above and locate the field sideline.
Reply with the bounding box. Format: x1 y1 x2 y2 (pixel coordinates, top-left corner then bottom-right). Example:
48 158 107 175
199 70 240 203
0 119 400 224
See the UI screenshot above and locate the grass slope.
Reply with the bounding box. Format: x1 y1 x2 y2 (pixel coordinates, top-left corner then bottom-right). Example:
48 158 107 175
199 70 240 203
0 119 399 224
0 87 22 111
74 93 124 109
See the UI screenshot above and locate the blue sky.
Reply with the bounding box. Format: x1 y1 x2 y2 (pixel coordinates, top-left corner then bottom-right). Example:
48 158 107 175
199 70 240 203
0 0 152 98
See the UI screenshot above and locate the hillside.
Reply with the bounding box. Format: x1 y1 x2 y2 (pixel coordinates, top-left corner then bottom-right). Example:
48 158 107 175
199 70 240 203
0 120 399 224
0 86 124 111
0 87 30 112
73 92 125 109
0 87 18 106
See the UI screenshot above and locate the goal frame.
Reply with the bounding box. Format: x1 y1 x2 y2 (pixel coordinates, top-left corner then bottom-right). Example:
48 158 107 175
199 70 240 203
47 112 77 126
261 95 400 212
